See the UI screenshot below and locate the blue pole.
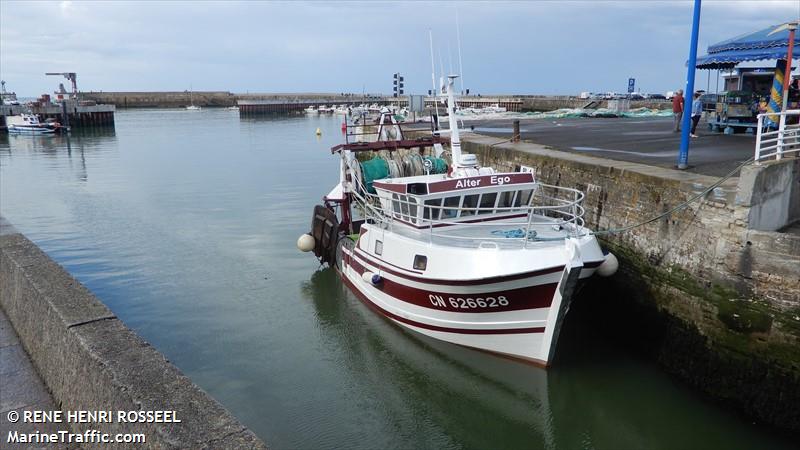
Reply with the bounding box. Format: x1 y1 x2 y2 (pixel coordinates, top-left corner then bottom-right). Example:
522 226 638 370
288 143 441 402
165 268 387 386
678 0 702 170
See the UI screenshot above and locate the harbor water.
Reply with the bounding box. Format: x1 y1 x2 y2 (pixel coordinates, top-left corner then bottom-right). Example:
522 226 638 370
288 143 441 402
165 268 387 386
0 110 795 449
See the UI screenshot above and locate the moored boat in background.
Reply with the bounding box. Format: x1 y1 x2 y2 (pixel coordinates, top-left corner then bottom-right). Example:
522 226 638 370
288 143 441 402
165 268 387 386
6 113 60 135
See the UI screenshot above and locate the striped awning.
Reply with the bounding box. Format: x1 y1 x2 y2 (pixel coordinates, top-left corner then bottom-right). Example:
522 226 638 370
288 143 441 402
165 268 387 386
696 24 800 69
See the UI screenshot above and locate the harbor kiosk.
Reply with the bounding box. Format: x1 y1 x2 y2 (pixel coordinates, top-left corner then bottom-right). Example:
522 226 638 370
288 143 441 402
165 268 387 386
695 23 799 134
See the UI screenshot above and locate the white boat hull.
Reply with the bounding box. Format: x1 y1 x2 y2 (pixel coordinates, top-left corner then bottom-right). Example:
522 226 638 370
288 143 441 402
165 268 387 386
8 126 55 135
339 239 594 366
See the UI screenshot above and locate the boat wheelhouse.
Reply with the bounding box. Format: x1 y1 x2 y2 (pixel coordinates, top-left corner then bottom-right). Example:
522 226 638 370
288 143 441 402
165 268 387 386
299 75 616 366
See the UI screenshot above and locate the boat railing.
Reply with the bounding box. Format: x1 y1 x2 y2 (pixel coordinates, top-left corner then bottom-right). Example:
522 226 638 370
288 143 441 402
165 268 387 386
350 181 587 246
755 110 800 162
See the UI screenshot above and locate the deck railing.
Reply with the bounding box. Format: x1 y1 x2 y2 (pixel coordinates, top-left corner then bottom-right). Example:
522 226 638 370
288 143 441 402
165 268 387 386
755 110 800 162
349 178 587 247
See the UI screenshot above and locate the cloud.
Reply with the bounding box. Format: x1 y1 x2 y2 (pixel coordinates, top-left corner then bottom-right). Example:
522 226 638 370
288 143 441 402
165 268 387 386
1 0 798 96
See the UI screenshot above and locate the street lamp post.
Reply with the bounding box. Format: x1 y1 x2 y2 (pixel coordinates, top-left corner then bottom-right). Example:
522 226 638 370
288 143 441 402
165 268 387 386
677 0 702 170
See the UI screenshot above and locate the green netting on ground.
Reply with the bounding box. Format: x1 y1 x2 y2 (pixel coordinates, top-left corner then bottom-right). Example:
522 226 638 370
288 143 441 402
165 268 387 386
360 157 389 194
423 157 449 174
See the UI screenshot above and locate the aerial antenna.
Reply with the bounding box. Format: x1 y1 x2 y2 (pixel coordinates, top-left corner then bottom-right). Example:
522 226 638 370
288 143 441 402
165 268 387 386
456 9 465 95
428 30 440 127
438 48 445 93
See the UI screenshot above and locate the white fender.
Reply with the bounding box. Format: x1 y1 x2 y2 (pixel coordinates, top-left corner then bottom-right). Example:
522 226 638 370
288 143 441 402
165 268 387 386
597 252 619 277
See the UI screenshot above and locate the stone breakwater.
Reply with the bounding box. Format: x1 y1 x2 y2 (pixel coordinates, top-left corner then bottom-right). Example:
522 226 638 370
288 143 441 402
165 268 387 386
77 91 670 112
0 218 268 449
460 134 800 432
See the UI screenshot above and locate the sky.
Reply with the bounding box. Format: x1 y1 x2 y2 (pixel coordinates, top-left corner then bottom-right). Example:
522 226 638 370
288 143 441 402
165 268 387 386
1 1 799 97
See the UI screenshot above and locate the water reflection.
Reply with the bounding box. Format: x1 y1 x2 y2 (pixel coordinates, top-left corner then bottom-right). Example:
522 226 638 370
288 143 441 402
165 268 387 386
2 130 117 182
302 268 797 450
302 268 556 450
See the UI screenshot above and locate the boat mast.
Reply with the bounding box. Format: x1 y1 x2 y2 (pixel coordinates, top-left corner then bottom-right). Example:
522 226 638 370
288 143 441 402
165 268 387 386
445 75 462 169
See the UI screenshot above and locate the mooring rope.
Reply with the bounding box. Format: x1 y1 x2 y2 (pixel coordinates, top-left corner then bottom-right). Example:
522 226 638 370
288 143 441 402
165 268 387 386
591 157 755 236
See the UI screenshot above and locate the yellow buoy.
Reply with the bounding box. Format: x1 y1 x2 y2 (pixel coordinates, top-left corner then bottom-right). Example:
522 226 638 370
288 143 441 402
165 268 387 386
315 127 322 136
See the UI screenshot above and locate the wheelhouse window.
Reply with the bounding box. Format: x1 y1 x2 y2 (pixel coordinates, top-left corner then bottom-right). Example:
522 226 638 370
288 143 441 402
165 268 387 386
478 192 497 215
407 196 418 222
442 196 461 219
514 189 533 208
499 191 517 211
423 198 442 221
461 194 480 216
413 255 428 271
400 194 410 219
391 193 401 219
374 240 383 255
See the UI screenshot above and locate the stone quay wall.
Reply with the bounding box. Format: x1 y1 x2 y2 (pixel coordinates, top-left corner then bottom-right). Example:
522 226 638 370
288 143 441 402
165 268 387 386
461 134 800 432
81 91 237 108
0 220 267 449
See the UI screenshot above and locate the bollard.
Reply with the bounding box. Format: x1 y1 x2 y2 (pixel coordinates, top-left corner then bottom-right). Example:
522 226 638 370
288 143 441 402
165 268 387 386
512 120 520 142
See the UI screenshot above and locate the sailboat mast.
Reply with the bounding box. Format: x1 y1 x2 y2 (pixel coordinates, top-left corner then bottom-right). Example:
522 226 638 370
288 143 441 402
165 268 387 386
428 30 440 128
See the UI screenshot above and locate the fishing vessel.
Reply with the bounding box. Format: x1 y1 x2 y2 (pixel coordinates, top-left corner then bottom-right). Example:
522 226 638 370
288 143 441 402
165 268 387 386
6 114 59 135
298 75 617 366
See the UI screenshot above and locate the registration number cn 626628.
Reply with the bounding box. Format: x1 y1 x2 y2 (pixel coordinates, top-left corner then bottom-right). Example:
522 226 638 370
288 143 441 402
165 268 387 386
428 294 509 310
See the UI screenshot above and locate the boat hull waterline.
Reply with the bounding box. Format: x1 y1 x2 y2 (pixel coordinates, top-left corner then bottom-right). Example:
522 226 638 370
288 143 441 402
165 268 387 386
336 233 601 366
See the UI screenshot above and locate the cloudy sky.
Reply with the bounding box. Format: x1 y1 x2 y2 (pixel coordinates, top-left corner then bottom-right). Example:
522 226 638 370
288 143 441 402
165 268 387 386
1 1 798 96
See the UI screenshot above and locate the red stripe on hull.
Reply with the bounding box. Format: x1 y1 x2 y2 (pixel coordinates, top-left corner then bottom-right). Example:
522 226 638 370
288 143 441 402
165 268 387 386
353 247 565 286
347 254 557 313
340 271 546 335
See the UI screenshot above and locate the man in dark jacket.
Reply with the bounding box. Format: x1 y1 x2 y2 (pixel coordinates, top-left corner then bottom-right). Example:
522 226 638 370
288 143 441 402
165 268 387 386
672 89 684 132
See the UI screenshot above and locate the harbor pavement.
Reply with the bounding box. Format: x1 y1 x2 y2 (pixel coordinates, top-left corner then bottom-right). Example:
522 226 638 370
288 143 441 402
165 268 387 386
459 116 757 177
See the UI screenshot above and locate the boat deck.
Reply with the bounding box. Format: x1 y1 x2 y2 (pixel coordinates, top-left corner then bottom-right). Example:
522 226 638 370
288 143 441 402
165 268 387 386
384 214 581 249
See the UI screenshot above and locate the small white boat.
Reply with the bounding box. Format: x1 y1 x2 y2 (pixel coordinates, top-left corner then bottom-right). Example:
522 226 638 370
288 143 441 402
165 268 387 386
186 87 201 110
6 114 57 135
227 106 239 111
304 106 319 114
299 75 618 367
482 103 507 113
334 105 351 115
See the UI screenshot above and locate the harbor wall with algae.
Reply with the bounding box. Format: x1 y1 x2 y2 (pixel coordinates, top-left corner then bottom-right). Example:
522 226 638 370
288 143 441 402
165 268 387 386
0 218 268 449
461 135 800 432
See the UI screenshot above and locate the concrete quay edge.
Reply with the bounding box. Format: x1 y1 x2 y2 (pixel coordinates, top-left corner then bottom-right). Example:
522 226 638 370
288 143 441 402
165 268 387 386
462 132 741 191
0 220 267 449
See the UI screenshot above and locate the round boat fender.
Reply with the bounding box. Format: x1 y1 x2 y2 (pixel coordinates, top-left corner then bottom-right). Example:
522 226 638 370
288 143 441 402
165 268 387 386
597 252 619 277
296 233 315 252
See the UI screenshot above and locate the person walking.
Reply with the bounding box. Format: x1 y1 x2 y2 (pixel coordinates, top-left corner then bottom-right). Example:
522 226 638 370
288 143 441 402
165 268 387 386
672 89 684 132
690 92 702 137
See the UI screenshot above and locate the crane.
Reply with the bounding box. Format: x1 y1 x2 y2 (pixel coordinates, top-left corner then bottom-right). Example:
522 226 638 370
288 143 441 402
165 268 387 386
45 72 78 100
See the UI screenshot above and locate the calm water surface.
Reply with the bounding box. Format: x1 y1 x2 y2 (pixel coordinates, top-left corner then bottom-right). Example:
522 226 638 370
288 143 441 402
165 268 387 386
0 110 793 449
